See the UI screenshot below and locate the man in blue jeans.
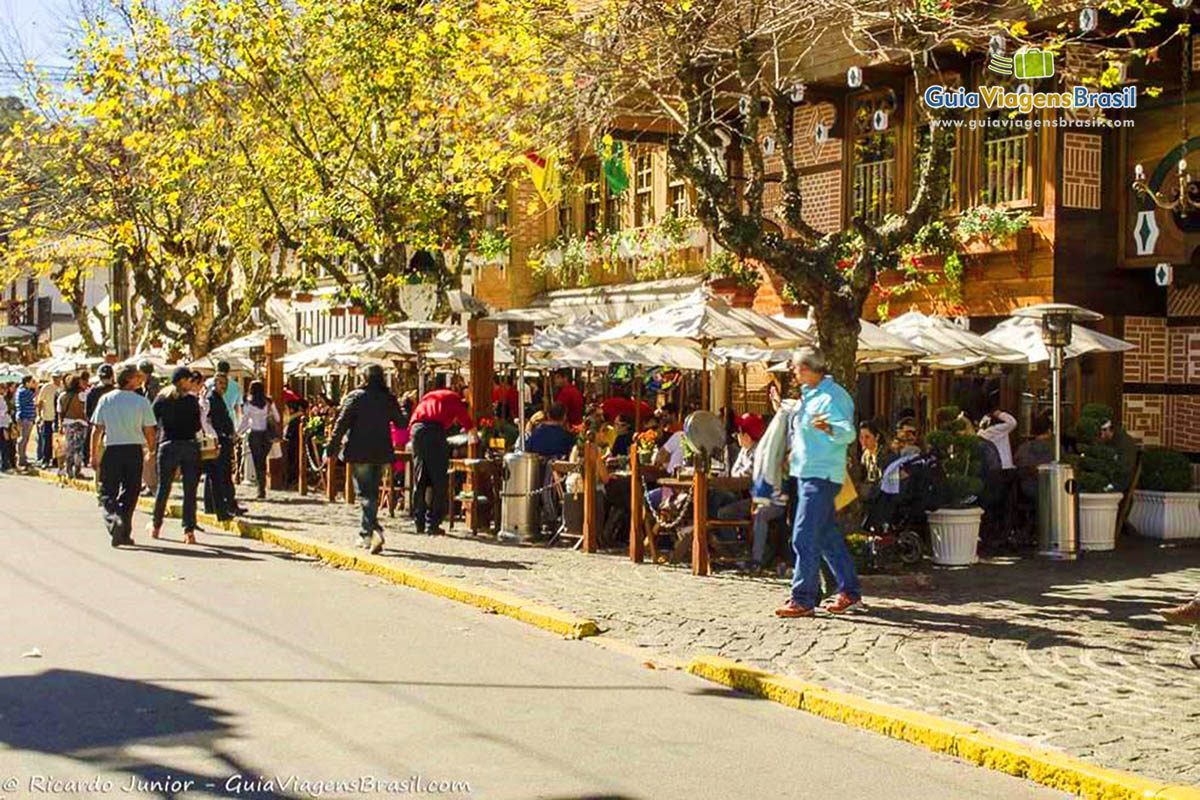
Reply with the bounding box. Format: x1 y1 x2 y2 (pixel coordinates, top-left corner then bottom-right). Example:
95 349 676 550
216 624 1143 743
776 347 863 618
327 364 405 554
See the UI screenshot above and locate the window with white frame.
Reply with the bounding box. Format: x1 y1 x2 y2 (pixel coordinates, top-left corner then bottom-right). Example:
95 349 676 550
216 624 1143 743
634 151 654 227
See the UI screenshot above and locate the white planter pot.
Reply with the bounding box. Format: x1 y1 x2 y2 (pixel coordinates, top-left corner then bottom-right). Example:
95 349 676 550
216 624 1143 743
1077 492 1122 552
927 507 983 567
1128 491 1200 540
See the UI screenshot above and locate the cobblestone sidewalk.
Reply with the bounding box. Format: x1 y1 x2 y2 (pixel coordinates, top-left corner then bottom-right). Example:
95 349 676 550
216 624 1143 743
162 485 1200 785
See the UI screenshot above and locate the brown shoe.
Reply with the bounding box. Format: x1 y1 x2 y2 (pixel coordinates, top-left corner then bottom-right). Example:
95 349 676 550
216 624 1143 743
822 593 863 615
369 531 385 554
775 600 815 618
1160 599 1200 625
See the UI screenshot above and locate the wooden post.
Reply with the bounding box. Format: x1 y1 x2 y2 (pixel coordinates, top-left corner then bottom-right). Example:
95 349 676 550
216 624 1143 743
582 441 598 553
629 372 645 563
264 333 287 490
692 466 710 576
466 319 497 533
344 462 355 504
385 463 395 517
298 415 308 496
326 458 337 502
701 350 709 411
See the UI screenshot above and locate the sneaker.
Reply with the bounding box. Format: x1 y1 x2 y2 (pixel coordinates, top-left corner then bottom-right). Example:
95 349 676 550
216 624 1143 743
369 531 385 555
358 535 372 550
1161 599 1200 625
774 600 815 618
822 593 863 615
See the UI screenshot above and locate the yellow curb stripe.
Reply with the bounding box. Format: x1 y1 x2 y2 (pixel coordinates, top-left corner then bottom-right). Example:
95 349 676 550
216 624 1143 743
687 655 1190 799
29 472 599 640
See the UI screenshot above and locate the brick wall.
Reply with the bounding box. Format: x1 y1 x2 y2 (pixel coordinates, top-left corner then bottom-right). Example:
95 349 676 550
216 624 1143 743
1122 316 1168 383
1168 284 1200 317
1167 395 1200 452
800 169 843 234
1168 325 1200 384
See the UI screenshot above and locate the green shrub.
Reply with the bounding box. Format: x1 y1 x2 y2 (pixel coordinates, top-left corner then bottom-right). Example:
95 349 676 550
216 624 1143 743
1068 404 1129 494
1140 447 1194 493
928 411 984 508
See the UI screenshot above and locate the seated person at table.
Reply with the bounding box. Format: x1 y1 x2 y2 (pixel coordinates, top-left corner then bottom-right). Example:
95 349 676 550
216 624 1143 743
601 390 652 425
525 403 576 461
585 404 615 450
714 415 785 564
1014 412 1054 502
855 420 895 502
654 425 688 474
656 403 681 434
892 417 921 458
609 416 633 459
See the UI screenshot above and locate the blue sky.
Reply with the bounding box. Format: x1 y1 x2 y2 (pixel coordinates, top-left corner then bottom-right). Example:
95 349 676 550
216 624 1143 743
0 0 77 95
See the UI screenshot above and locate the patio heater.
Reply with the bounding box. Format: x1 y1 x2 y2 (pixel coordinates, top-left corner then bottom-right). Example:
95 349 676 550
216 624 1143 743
1012 303 1103 560
501 319 539 541
409 326 436 397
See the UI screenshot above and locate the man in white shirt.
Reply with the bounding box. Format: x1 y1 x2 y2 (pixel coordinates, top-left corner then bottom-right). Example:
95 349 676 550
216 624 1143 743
655 429 688 473
35 373 61 467
978 408 1018 470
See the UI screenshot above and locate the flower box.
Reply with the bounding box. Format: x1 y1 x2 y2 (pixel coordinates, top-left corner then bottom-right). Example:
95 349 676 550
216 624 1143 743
962 227 1033 256
1128 490 1200 540
366 315 386 326
274 289 292 300
294 292 313 303
348 306 365 316
329 307 346 318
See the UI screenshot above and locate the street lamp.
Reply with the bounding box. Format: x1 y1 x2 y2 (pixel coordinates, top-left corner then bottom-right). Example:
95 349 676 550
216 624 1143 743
410 326 436 397
1012 303 1103 560
506 320 535 451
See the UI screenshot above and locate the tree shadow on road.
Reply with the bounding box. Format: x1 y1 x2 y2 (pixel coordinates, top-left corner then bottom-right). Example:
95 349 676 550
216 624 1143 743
0 668 297 799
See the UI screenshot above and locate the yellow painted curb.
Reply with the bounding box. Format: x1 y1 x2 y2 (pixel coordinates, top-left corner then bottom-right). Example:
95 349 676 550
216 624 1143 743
687 655 1192 799
29 472 599 640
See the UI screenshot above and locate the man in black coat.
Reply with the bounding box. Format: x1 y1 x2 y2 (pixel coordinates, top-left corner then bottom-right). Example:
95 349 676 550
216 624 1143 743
328 364 404 553
201 373 238 521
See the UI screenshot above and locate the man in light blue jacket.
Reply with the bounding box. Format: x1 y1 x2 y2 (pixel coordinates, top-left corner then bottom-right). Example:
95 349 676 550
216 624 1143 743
776 347 863 618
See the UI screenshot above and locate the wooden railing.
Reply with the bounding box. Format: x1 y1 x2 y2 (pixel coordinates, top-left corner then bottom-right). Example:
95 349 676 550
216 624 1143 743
853 158 895 224
984 133 1030 206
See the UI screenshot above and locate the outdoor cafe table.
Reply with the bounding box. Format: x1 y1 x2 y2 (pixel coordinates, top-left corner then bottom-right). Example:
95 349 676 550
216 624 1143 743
657 474 753 576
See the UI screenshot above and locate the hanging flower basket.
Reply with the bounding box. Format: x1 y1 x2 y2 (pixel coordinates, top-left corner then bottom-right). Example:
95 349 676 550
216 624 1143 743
329 307 346 318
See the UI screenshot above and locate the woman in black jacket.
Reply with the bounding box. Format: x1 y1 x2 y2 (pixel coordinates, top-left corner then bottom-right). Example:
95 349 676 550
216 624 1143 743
149 368 203 544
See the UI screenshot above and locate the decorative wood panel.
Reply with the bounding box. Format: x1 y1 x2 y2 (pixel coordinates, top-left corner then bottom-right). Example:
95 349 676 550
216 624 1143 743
1122 316 1168 383
1168 285 1200 317
1123 393 1166 446
795 104 841 168
1062 133 1102 210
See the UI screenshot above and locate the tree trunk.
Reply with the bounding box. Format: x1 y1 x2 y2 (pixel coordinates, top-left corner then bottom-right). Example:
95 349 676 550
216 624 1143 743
813 292 861 391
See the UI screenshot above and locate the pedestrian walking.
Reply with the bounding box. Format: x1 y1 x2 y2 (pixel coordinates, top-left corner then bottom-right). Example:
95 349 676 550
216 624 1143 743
35 373 60 467
89 365 157 547
407 385 473 537
201 371 238 520
237 380 280 500
138 362 161 496
776 347 863 619
149 368 203 544
57 373 89 479
327 364 405 553
15 375 36 468
0 384 13 471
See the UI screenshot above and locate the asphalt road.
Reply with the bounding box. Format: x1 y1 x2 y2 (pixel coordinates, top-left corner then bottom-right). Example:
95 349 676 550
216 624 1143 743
0 477 1066 800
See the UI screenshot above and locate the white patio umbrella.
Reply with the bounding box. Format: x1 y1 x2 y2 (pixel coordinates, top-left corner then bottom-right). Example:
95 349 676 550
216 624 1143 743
724 315 927 367
588 289 811 407
880 310 1026 369
982 317 1134 363
280 335 373 374
189 326 305 373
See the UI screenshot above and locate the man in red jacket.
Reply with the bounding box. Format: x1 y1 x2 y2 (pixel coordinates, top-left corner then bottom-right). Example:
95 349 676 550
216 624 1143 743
552 370 583 427
408 387 473 536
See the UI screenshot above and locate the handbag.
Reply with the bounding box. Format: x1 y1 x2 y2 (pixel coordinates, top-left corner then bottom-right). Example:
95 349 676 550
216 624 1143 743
198 434 220 462
268 440 283 460
834 478 858 511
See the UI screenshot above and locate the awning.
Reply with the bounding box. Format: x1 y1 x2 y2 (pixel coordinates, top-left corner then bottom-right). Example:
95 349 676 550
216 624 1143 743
492 275 706 324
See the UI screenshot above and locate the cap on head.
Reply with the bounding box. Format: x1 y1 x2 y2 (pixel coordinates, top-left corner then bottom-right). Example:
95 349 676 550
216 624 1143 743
736 413 766 441
216 360 231 374
139 360 154 374
98 364 114 381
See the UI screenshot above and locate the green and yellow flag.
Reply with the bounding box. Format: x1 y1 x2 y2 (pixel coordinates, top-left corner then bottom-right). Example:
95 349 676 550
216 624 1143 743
597 134 631 195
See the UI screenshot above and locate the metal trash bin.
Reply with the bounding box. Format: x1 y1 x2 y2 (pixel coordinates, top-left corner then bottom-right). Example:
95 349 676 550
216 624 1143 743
1037 462 1078 560
500 451 543 541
